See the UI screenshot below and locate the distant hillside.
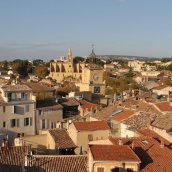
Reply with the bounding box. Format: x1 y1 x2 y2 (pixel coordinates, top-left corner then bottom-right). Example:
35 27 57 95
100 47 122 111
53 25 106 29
96 55 172 62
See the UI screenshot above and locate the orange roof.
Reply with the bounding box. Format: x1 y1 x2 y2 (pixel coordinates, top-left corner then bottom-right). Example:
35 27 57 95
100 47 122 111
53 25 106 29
111 110 135 121
161 70 171 74
109 136 172 171
155 102 172 111
79 100 97 111
90 145 140 162
73 121 110 131
152 85 169 90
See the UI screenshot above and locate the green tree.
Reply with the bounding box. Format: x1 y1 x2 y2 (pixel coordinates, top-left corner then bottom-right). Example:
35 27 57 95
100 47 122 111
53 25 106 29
36 67 48 78
106 59 111 64
125 67 134 78
33 59 43 66
73 56 84 63
1 60 8 71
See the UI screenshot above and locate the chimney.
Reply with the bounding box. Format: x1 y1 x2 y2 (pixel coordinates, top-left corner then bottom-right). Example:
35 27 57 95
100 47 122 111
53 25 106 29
5 136 9 149
25 156 28 166
160 140 164 148
132 141 135 150
119 139 123 145
2 139 5 147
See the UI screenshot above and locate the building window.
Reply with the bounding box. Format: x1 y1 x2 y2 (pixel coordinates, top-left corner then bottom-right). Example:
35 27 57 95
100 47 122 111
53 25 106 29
37 110 43 116
88 134 93 141
10 119 19 128
3 106 5 113
12 106 17 113
51 122 53 129
26 105 29 112
50 122 56 129
97 167 104 172
3 121 6 128
24 118 32 126
69 65 71 67
21 92 28 100
40 119 48 129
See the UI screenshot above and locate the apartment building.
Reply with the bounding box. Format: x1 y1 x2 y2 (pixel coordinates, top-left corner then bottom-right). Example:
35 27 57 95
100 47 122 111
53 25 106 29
0 84 36 145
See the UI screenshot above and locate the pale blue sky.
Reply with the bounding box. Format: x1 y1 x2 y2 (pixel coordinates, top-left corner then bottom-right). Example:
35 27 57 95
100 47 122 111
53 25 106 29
0 0 172 61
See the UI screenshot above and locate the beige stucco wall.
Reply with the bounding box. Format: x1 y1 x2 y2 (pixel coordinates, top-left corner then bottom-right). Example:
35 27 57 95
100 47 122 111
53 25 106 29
0 101 35 146
69 123 110 154
36 108 63 134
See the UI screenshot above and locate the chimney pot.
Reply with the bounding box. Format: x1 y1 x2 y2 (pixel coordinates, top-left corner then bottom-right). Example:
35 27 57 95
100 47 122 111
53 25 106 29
160 140 164 148
119 139 123 145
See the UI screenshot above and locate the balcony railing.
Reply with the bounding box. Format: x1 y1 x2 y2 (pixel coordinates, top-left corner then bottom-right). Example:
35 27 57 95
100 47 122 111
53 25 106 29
8 97 30 102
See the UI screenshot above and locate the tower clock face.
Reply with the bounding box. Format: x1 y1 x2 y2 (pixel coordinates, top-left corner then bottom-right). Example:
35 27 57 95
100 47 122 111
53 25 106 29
93 73 99 81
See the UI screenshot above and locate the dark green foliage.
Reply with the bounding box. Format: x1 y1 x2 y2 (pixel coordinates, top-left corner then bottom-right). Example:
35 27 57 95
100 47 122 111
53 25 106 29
33 59 43 66
161 58 171 63
125 67 134 78
143 62 156 66
13 59 30 75
106 59 111 64
73 56 84 63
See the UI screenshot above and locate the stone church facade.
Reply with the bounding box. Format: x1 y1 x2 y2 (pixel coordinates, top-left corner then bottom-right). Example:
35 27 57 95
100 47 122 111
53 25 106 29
49 47 85 82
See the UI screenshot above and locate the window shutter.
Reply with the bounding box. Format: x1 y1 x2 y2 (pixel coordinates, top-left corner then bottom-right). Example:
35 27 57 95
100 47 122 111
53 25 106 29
40 120 42 129
14 106 16 113
12 106 14 113
53 122 56 128
24 118 26 126
45 119 49 129
12 93 16 100
37 110 39 116
41 110 44 115
26 105 29 112
30 117 32 126
10 119 13 128
17 119 19 127
25 92 28 100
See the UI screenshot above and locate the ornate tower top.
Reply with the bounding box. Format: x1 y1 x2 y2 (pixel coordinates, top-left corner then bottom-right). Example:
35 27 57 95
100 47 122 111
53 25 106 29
67 46 73 63
89 45 96 67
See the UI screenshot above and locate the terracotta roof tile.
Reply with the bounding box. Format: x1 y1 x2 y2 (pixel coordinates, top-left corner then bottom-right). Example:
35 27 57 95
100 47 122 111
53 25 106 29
155 102 172 111
90 145 140 162
152 85 169 90
1 85 32 92
111 110 135 121
109 136 172 172
22 83 55 91
49 128 77 149
151 113 172 130
27 155 87 172
58 97 80 106
122 112 161 131
73 121 110 131
79 100 97 111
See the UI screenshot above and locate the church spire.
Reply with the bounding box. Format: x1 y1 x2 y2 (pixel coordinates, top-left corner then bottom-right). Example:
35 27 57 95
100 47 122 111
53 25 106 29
68 46 72 56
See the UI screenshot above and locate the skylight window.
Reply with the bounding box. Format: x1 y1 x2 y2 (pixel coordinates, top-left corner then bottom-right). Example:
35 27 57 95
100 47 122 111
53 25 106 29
141 140 148 145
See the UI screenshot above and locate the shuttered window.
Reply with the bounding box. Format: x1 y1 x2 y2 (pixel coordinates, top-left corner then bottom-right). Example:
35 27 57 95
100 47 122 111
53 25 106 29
12 106 17 113
97 167 104 172
10 119 19 127
26 105 29 112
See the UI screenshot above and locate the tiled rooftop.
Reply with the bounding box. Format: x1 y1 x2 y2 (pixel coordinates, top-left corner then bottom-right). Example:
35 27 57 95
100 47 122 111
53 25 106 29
22 83 55 91
122 112 161 131
109 136 172 172
137 128 172 149
58 97 80 107
1 85 32 92
73 121 110 131
79 100 98 111
120 99 139 109
90 104 125 121
137 102 160 113
151 113 172 130
49 128 77 149
36 99 63 110
90 145 140 162
27 155 87 172
152 85 169 90
154 102 172 112
111 110 135 121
